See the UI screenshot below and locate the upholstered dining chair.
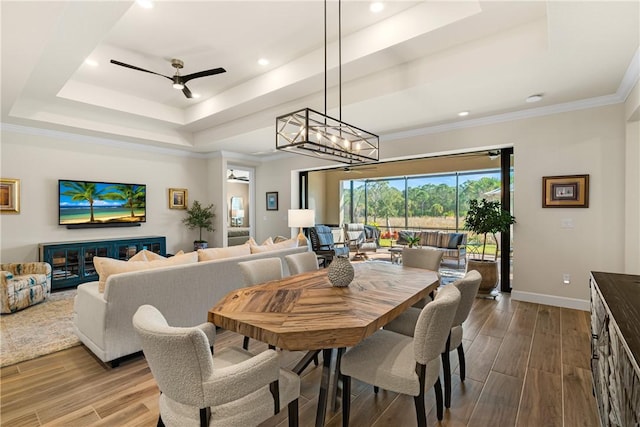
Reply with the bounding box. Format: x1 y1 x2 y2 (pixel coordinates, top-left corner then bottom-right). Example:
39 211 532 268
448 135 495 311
402 247 444 308
340 285 461 427
384 270 482 409
133 305 300 427
284 251 319 275
238 257 284 350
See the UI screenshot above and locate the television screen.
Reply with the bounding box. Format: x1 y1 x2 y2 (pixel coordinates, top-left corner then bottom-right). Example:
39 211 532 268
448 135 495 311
58 180 146 226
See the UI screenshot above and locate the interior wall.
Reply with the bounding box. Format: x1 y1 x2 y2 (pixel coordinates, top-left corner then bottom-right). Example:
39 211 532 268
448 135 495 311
256 104 627 308
307 172 327 224
624 80 640 274
0 127 209 260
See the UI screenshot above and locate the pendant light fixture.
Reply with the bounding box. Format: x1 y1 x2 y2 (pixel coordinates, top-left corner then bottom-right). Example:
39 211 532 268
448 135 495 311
275 0 379 165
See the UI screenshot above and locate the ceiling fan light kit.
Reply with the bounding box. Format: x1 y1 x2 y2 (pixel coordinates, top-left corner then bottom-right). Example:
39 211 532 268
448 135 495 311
275 0 379 165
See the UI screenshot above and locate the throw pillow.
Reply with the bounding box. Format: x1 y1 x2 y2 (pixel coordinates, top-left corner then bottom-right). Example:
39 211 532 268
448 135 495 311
94 251 198 292
249 238 297 253
128 249 166 262
273 235 289 243
198 244 251 261
422 231 441 247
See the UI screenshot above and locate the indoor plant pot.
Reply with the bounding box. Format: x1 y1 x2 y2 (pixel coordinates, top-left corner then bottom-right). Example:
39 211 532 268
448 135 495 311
182 200 216 251
464 199 515 296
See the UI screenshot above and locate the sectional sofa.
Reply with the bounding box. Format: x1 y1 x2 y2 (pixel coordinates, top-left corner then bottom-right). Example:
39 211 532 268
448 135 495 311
72 244 307 366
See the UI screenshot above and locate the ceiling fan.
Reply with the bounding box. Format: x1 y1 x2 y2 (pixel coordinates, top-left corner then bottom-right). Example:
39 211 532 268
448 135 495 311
109 58 226 99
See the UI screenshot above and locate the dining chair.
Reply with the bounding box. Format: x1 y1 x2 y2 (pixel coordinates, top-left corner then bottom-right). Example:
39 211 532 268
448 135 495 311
384 269 482 408
340 285 461 427
284 251 319 275
133 305 300 427
402 247 444 308
238 257 284 350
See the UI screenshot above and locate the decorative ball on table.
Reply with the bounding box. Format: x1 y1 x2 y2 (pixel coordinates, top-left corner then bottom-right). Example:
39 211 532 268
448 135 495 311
327 256 354 287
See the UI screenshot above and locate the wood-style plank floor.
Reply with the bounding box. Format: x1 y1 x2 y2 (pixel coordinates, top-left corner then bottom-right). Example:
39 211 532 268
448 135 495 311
0 294 599 426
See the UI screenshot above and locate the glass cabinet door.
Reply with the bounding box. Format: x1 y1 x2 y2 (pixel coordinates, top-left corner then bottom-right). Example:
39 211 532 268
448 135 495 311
51 249 80 281
83 245 109 277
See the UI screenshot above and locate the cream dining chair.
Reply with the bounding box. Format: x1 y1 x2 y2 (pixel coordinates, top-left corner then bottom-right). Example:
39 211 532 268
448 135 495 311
284 251 319 275
384 269 482 408
132 305 300 427
340 285 461 427
402 247 444 308
238 257 284 350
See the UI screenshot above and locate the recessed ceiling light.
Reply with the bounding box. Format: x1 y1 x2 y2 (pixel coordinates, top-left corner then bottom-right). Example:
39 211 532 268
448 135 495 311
526 94 543 103
458 111 470 117
84 59 98 67
136 0 153 9
370 2 384 13
258 58 269 66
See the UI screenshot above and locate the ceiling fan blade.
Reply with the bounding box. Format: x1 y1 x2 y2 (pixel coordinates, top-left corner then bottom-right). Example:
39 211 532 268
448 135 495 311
182 67 226 83
110 60 172 80
182 85 193 99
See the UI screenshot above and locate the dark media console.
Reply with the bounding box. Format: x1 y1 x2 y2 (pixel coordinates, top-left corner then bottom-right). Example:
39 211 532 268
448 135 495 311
39 236 166 290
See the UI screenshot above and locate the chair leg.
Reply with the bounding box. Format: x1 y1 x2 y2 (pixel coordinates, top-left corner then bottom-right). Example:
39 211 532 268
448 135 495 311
442 351 452 408
442 333 452 408
243 336 250 350
413 392 427 427
457 344 466 381
288 399 299 427
434 377 444 421
199 408 208 427
342 375 351 427
373 385 379 394
157 416 165 427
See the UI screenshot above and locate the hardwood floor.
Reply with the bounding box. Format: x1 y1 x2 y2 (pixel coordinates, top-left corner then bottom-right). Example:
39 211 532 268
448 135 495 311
0 294 599 427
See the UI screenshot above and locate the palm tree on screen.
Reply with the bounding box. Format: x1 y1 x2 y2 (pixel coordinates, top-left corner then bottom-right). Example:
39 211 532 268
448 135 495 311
60 181 105 223
103 184 146 218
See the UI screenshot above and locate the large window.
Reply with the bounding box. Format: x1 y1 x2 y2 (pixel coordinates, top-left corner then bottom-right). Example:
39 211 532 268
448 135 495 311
341 169 503 234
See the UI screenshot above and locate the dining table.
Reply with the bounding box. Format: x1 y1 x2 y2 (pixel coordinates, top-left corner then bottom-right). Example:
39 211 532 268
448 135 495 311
208 261 439 427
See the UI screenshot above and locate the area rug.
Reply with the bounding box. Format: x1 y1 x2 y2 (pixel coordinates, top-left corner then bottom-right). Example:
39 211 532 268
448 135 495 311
0 289 79 367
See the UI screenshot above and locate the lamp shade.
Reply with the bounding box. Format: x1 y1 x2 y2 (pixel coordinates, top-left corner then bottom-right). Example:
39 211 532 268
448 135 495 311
288 209 315 228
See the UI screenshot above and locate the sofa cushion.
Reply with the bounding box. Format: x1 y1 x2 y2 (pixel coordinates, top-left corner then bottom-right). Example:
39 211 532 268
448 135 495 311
439 233 464 249
421 231 441 247
94 251 198 292
396 230 414 246
198 245 251 261
250 239 297 253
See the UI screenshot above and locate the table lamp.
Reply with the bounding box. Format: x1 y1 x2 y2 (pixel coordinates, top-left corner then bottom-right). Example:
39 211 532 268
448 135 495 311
288 209 315 247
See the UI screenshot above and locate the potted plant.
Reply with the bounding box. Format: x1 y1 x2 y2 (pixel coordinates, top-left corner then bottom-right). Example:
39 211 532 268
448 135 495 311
464 199 516 296
406 235 421 248
182 200 216 250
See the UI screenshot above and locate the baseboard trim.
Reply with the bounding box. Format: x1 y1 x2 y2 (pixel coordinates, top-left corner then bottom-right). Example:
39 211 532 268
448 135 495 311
511 290 590 311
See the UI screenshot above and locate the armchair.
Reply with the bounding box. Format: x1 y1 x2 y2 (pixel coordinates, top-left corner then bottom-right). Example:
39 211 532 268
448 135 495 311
343 223 379 260
0 262 51 313
308 225 349 264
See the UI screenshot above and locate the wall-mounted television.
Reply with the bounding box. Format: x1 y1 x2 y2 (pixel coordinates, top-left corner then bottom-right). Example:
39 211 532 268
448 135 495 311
58 180 146 228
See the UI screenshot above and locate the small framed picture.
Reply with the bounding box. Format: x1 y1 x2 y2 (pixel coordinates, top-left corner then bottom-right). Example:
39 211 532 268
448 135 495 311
266 191 278 211
542 175 589 208
0 178 20 214
169 188 188 209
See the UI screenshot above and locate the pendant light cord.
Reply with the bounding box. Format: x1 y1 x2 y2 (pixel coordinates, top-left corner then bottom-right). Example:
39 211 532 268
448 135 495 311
339 0 342 122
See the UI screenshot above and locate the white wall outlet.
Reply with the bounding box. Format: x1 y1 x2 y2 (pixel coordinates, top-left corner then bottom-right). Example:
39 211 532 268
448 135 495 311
561 218 574 228
563 274 571 285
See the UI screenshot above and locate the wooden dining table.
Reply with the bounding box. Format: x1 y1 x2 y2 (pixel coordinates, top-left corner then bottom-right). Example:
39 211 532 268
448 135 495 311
208 261 439 427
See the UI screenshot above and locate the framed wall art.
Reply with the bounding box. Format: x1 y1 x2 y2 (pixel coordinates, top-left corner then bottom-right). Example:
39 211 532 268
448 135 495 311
542 174 589 208
169 188 188 209
266 191 278 211
0 178 20 214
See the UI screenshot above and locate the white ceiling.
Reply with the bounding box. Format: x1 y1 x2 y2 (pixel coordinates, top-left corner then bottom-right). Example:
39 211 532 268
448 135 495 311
2 1 639 161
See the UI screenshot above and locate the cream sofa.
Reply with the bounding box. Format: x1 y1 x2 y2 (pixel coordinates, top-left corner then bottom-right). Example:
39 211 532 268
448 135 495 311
73 245 307 366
